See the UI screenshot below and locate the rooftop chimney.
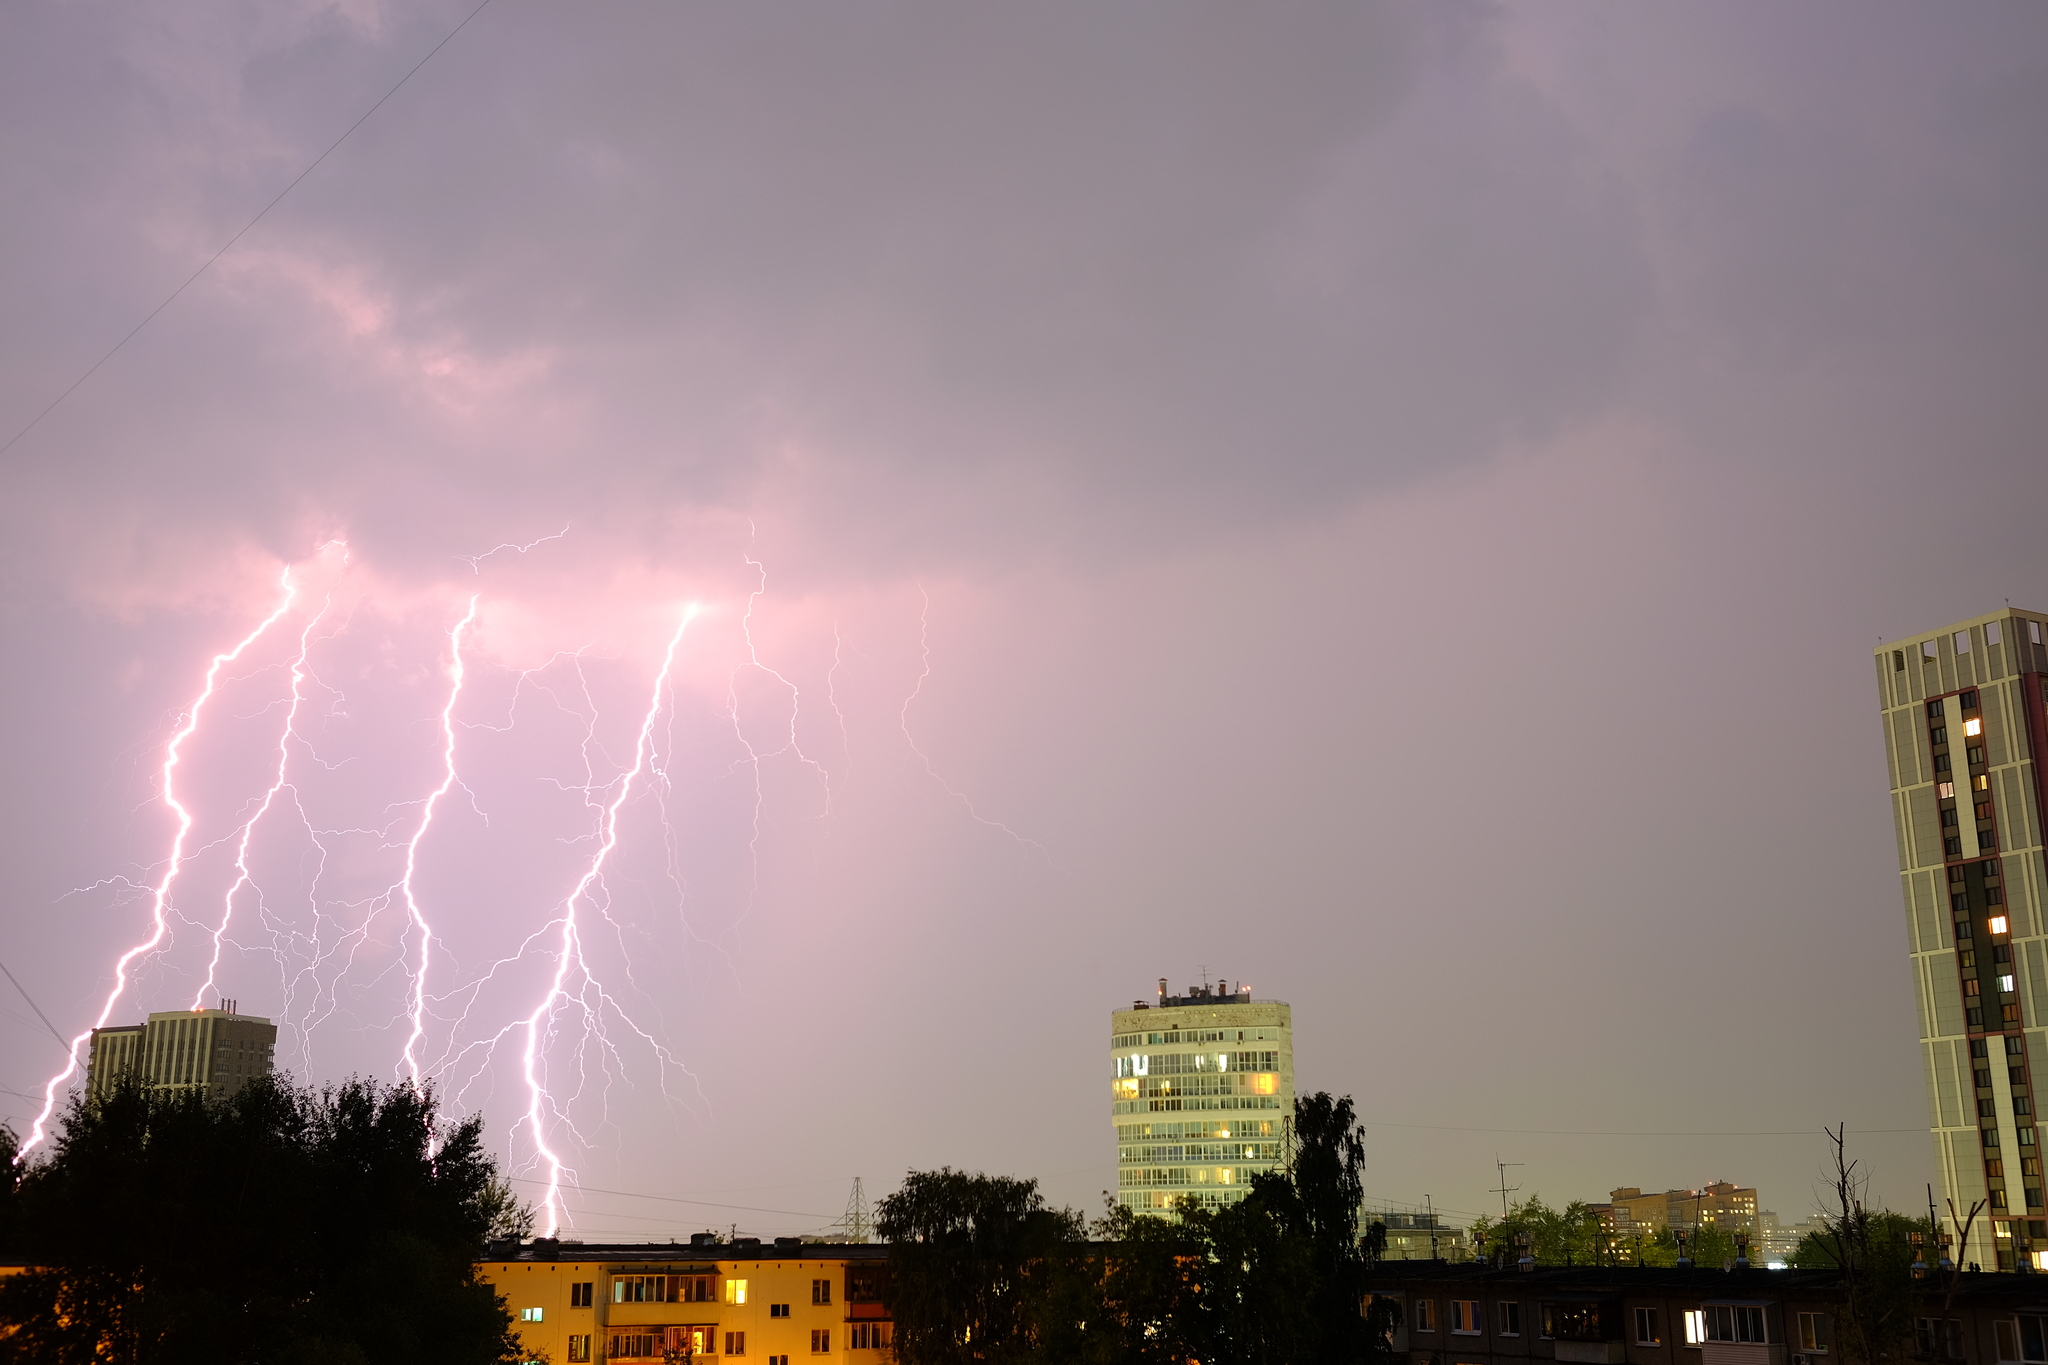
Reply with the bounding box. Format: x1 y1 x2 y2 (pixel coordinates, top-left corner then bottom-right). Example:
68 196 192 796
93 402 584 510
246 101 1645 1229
1158 978 1168 1004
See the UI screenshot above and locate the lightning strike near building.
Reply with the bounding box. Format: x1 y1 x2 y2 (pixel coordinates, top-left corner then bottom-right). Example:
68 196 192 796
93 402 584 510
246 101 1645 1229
1111 977 1294 1215
85 1001 277 1101
1878 610 2048 1270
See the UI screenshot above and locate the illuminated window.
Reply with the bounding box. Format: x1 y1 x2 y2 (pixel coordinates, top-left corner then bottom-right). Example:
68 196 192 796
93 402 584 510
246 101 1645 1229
1251 1073 1278 1096
726 1278 748 1305
1979 774 1992 790
568 1335 593 1363
2003 975 2017 994
1684 1310 1706 1346
1941 782 1956 798
1413 1300 1438 1332
1994 917 2011 936
1451 1300 1482 1335
1968 718 1985 736
521 1307 545 1322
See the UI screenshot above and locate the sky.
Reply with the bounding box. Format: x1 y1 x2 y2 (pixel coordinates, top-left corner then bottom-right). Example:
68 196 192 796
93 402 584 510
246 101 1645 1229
3 0 2048 1242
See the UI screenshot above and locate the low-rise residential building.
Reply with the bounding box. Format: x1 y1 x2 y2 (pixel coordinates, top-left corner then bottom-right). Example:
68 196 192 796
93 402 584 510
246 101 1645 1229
1369 1260 2048 1365
1377 1212 1474 1263
480 1237 893 1363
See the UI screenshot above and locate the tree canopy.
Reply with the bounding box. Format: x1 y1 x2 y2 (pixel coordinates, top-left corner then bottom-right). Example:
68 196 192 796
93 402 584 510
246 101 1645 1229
0 1074 526 1365
878 1091 1399 1365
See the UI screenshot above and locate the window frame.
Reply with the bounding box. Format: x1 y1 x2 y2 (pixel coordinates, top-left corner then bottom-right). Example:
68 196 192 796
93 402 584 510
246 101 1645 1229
1635 1306 1663 1346
1451 1299 1483 1336
1798 1311 1831 1353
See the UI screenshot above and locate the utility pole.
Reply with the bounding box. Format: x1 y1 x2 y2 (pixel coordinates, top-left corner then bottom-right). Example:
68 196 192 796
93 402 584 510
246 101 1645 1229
1492 1157 1524 1219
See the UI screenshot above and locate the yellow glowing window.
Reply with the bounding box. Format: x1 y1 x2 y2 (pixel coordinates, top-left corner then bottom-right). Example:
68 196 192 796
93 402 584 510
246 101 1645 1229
1992 916 2010 936
1977 775 1991 790
1967 718 1984 736
725 1279 748 1305
1251 1073 1278 1096
1940 782 1956 798
1114 1079 1138 1098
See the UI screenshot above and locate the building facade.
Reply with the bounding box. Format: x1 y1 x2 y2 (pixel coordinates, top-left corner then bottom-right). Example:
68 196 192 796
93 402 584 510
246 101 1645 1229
1110 978 1294 1215
481 1238 892 1363
1371 1260 2048 1365
1877 610 2048 1271
86 1003 277 1100
1593 1186 1761 1243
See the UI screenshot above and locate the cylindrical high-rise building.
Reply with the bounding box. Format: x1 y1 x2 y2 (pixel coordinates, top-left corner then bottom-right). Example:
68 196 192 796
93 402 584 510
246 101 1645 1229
1110 978 1294 1215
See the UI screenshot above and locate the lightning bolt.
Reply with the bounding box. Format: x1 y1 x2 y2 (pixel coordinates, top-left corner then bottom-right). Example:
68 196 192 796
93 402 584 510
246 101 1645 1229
22 568 300 1157
190 586 334 1010
400 596 479 1087
901 587 1045 854
523 605 696 1235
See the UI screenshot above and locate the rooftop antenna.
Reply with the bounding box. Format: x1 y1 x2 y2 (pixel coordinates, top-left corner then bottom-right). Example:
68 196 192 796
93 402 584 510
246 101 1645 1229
1492 1156 1524 1219
840 1177 870 1244
1426 1194 1439 1260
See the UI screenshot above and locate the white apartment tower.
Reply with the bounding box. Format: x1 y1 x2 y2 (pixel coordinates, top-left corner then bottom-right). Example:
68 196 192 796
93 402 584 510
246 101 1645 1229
86 1001 278 1101
1877 611 2048 1271
1110 978 1295 1215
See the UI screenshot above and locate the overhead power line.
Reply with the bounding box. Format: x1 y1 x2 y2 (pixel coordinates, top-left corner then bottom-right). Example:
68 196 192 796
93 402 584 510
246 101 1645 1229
499 1176 832 1222
0 958 72 1052
0 0 497 460
1363 1121 1924 1139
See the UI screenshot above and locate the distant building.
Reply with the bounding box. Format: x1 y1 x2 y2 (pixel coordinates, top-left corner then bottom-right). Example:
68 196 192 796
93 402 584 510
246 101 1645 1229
1375 1210 1473 1262
1588 1184 1760 1261
1756 1210 1816 1266
1875 610 2048 1271
1111 978 1294 1215
86 1001 276 1100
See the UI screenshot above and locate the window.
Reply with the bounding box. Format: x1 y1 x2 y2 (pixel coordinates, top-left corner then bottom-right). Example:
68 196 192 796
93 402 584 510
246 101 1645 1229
1685 1310 1707 1346
726 1278 749 1305
2034 621 2045 647
1957 632 1974 655
1499 1302 1522 1337
1707 1305 1766 1344
1414 1299 1438 1332
811 1329 832 1353
849 1324 892 1349
1982 1069 1997 1089
1971 747 1987 766
520 1307 545 1322
1895 650 1907 671
1926 643 1942 662
1941 782 1957 798
726 1331 746 1355
1996 1319 2021 1362
1452 1300 1482 1334
813 1278 833 1305
1636 1307 1663 1346
1993 916 2011 937
1988 1128 2003 1147
1978 774 1992 790
568 1336 592 1363
1975 1039 1992 1058
1991 623 2005 646
570 1281 593 1308
1960 922 1976 942
2024 1128 2038 1146
2022 1316 2048 1363
1799 1312 1832 1353
2003 975 2018 995
1937 756 1954 774
1990 886 2006 905
1917 1318 1964 1360
770 1358 791 1365
1968 718 1985 737
771 1304 792 1318
2011 1037 2027 1056
2020 1096 2034 1116
1933 726 1950 745
1949 838 1965 856
1943 808 1961 828
1985 1098 2001 1117
1964 950 1980 969
1966 980 1982 997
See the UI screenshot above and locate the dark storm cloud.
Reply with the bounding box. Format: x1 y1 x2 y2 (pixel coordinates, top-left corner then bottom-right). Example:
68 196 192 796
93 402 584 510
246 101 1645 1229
0 0 1651 574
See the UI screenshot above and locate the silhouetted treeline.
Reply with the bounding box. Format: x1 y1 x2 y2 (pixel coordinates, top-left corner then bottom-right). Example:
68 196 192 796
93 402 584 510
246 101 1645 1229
878 1092 1400 1365
0 1075 527 1365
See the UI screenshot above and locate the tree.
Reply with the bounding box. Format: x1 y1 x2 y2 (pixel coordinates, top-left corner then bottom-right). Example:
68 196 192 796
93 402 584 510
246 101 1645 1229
876 1167 1086 1364
0 1074 526 1365
1788 1125 1923 1365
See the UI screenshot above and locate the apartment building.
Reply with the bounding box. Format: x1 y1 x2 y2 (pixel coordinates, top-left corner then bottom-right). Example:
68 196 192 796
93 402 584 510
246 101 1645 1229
481 1237 893 1363
1876 610 2048 1269
85 1001 276 1100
